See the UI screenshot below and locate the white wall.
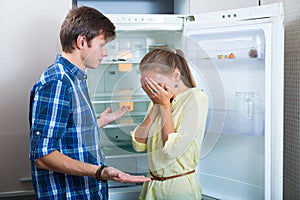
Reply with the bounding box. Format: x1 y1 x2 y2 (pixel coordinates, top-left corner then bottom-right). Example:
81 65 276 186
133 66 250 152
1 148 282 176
0 0 71 196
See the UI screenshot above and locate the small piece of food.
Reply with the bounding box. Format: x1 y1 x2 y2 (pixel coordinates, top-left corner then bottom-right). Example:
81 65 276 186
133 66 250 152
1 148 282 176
228 53 235 59
249 49 258 58
218 54 227 59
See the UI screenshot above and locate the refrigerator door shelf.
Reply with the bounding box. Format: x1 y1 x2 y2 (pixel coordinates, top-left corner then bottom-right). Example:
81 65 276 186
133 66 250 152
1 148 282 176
184 28 266 60
205 108 265 137
199 132 264 200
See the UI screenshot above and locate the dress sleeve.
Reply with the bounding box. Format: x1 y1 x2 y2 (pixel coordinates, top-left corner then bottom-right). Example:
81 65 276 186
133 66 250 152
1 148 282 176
162 91 208 160
30 80 71 160
131 102 154 152
131 128 147 152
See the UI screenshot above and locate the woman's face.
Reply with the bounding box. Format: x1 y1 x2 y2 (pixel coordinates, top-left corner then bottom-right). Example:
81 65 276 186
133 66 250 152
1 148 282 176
141 70 175 91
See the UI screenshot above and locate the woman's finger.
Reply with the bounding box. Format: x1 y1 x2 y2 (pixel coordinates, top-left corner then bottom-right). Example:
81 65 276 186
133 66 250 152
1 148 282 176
145 77 161 94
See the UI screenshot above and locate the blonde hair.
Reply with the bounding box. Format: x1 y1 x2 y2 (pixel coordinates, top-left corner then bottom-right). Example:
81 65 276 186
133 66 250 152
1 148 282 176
139 47 196 88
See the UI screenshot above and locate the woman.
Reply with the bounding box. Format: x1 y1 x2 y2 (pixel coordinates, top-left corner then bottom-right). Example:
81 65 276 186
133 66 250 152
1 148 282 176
131 47 209 200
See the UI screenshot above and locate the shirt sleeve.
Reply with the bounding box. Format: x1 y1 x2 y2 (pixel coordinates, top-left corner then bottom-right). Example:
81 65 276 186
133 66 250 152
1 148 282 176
30 80 71 160
162 91 208 160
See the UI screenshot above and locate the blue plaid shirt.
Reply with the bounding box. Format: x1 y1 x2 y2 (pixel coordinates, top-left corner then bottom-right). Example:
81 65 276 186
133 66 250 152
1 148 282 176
29 55 107 199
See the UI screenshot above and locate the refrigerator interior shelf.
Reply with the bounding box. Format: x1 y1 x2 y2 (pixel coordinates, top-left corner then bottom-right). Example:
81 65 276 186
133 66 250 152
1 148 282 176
101 60 141 65
92 92 147 98
92 98 149 104
102 123 138 129
211 57 265 62
123 111 148 116
105 153 146 159
195 57 265 61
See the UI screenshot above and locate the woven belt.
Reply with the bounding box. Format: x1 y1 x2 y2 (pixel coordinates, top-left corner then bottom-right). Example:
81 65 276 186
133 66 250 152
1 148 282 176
149 170 195 181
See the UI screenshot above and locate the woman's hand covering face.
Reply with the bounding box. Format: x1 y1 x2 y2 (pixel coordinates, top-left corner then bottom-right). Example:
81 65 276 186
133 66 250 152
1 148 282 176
141 77 174 105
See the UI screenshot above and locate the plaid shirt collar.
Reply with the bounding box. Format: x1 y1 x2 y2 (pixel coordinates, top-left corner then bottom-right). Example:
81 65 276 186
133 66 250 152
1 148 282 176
56 54 87 80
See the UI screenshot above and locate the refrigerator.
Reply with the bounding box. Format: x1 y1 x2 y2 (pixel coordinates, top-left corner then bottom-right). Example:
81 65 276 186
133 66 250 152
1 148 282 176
85 3 284 200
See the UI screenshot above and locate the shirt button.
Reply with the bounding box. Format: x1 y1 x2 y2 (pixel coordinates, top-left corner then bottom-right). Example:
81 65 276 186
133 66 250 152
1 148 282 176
36 131 41 135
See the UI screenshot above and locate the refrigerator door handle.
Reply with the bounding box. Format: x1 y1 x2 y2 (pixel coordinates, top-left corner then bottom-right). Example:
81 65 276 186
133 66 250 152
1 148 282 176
178 15 195 22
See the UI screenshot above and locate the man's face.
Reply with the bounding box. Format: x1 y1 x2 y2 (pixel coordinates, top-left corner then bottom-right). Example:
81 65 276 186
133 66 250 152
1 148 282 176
82 34 108 69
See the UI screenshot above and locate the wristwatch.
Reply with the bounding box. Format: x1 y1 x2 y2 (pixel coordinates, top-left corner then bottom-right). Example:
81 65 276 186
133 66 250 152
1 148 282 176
96 165 108 182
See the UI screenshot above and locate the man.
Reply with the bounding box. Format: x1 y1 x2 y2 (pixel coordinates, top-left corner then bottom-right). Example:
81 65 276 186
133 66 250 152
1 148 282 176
29 6 150 199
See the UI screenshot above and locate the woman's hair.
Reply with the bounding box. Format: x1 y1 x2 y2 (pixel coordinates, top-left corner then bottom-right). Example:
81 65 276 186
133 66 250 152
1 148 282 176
139 47 196 88
60 6 116 53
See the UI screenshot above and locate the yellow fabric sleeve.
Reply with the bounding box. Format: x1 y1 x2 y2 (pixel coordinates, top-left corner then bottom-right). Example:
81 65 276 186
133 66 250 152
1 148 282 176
131 128 147 152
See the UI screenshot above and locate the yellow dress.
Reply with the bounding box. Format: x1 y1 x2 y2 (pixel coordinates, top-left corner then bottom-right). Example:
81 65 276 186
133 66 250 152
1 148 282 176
131 88 208 200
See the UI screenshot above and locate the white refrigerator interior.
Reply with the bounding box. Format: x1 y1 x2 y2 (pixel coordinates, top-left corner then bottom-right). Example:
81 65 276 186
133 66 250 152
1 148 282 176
85 3 284 200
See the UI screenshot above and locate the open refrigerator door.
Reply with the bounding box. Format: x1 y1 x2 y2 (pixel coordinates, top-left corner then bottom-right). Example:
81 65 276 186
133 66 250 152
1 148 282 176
183 3 284 200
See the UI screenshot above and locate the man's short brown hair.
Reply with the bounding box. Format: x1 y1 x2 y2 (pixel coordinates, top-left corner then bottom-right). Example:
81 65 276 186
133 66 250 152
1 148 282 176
60 6 116 53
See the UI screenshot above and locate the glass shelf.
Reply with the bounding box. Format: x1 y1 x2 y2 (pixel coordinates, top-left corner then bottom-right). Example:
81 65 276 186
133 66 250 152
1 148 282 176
199 57 265 62
92 98 150 104
102 123 138 129
100 59 142 65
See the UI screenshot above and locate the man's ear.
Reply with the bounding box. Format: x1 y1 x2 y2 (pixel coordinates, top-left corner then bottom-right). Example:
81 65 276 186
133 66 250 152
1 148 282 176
76 35 86 49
